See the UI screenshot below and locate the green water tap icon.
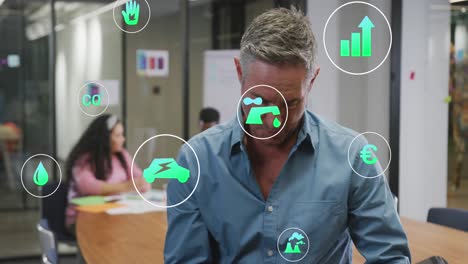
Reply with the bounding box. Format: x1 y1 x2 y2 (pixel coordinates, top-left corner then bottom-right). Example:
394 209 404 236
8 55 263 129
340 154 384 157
243 97 281 128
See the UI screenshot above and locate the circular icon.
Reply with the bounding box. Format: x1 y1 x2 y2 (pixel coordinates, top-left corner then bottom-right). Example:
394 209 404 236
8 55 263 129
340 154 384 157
113 0 151 34
277 227 310 262
77 82 110 117
236 84 289 140
131 134 200 208
347 131 391 179
20 154 62 198
323 1 392 75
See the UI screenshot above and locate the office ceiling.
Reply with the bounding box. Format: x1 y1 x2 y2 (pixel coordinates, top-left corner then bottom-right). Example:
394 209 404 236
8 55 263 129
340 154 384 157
1 0 212 18
0 0 214 41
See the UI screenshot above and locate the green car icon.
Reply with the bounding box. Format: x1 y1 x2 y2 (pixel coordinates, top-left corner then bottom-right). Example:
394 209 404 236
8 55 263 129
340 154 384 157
143 158 190 184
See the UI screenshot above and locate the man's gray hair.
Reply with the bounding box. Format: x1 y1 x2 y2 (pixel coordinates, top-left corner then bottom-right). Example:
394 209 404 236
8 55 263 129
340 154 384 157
240 7 317 80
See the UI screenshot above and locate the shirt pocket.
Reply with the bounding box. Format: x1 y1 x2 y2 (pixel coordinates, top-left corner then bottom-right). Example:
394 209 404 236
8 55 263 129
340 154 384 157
280 200 344 226
278 201 347 263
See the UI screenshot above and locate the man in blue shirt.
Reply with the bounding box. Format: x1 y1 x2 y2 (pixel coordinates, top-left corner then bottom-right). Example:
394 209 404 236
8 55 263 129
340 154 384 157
165 7 411 263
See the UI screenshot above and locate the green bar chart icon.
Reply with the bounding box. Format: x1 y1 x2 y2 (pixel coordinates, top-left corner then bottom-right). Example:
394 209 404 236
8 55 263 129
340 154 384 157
340 16 375 57
351 32 361 56
340 40 350 56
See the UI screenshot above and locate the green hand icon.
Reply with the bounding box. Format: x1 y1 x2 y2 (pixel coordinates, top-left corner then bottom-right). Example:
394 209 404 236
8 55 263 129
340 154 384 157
122 0 140 26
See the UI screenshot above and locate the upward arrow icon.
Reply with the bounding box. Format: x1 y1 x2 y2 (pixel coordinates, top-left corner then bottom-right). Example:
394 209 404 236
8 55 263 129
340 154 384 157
358 16 375 57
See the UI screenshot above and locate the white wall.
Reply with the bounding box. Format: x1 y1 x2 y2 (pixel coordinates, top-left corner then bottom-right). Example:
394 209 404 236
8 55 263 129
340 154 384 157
203 50 240 124
308 0 391 163
307 0 340 122
55 9 122 161
308 0 450 221
308 0 391 132
399 0 450 221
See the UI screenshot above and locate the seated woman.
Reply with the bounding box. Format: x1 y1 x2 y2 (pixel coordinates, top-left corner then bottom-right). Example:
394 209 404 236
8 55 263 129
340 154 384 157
65 114 150 230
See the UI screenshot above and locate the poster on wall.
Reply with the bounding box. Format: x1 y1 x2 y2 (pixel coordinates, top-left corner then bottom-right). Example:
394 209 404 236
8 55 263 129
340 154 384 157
85 80 120 106
137 50 169 77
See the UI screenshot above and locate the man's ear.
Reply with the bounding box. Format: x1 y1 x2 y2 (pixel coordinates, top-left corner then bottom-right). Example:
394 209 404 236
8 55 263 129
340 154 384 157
307 67 320 93
234 57 243 83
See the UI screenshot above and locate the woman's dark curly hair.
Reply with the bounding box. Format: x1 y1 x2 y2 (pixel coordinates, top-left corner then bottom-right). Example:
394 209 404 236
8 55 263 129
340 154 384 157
65 114 128 182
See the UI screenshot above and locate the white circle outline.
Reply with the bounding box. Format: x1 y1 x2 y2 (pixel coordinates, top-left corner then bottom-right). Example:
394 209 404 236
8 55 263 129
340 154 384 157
20 154 62 199
236 84 289 140
112 0 151 34
277 227 310 262
347 131 392 179
322 1 393 75
131 134 201 208
76 82 110 117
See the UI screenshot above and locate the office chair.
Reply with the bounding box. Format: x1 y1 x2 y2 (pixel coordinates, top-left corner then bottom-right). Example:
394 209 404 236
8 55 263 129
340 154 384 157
37 219 58 264
41 181 76 243
393 194 398 212
416 256 448 264
427 207 468 232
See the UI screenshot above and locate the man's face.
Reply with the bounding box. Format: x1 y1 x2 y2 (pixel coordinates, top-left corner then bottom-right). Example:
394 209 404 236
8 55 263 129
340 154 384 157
235 59 317 145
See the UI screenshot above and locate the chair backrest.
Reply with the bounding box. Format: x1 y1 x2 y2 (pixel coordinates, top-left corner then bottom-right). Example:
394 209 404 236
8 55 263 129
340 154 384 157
41 181 75 241
393 195 398 212
37 219 58 264
416 256 448 264
427 207 468 232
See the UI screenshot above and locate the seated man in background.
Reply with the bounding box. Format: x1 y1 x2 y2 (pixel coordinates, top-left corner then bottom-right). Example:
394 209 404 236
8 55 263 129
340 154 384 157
165 8 410 263
199 107 220 132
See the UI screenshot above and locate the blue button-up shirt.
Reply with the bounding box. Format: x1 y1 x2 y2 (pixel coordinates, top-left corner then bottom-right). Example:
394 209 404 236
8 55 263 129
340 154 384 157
165 110 411 263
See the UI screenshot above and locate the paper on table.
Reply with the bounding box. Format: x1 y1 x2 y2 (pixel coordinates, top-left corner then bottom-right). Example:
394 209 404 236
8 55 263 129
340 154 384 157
104 195 123 202
71 196 106 206
76 203 124 213
71 194 123 206
123 189 166 202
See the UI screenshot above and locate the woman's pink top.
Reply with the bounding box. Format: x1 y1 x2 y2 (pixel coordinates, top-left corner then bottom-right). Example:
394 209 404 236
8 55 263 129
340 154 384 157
65 149 143 227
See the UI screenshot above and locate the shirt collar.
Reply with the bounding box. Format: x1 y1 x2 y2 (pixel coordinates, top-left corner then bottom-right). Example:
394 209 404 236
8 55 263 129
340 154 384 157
230 118 243 154
230 110 318 155
296 111 317 151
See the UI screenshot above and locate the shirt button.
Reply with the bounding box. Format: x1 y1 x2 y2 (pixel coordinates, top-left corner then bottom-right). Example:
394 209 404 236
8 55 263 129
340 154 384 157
267 205 274 212
267 250 274 256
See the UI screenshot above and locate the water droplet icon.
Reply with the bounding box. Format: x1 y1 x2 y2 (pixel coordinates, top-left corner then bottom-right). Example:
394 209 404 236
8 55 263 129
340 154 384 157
273 117 281 128
33 162 49 186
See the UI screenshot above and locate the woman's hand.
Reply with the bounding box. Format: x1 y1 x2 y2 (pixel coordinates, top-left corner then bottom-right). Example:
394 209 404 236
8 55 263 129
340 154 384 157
100 177 151 195
133 177 151 193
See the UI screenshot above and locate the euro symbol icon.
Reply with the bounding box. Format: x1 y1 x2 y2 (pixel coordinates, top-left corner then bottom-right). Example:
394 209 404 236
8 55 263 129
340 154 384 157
360 144 378 165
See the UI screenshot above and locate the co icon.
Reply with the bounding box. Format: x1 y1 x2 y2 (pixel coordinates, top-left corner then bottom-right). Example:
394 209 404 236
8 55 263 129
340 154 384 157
82 94 102 106
77 82 108 117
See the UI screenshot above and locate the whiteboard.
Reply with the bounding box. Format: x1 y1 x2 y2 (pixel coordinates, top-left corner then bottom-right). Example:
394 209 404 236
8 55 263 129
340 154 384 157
203 50 241 124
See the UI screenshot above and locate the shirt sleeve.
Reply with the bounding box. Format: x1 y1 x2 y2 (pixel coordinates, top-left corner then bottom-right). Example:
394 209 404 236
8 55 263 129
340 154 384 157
72 161 104 196
164 143 215 263
348 141 411 263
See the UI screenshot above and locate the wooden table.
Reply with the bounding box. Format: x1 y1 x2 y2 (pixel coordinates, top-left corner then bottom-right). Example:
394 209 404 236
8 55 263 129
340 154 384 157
77 212 468 264
353 218 468 263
